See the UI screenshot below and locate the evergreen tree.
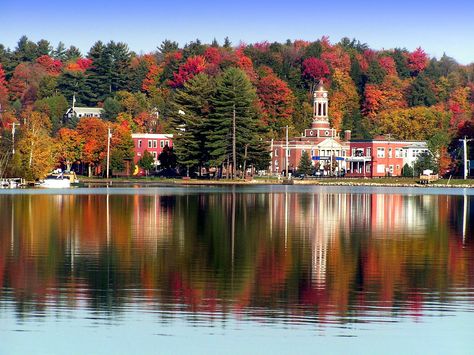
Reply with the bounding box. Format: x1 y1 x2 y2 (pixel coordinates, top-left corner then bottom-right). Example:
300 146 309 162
36 39 52 56
170 73 214 174
407 74 436 107
14 35 38 62
223 37 232 49
53 42 66 60
158 40 179 55
102 97 123 121
57 70 91 108
298 150 313 175
207 67 259 178
402 163 414 177
64 46 82 61
391 48 410 79
366 60 386 84
84 41 111 104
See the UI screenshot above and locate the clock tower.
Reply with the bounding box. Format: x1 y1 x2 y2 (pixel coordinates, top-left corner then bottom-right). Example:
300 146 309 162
313 80 329 122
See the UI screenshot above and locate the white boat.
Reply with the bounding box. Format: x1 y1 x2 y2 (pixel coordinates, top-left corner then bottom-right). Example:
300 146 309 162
0 178 23 188
40 173 72 188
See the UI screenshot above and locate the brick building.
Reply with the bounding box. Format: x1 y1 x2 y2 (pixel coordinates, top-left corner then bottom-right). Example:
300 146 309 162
270 81 350 175
346 138 428 177
131 133 173 165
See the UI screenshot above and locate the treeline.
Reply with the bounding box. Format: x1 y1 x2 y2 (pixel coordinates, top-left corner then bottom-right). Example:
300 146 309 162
1 35 474 178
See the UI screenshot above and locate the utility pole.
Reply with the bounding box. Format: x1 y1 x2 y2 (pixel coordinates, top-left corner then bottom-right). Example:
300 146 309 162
9 122 20 155
285 125 289 178
459 136 473 180
106 128 112 179
232 104 236 179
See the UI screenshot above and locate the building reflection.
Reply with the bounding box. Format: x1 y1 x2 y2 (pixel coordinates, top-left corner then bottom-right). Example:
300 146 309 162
0 190 472 324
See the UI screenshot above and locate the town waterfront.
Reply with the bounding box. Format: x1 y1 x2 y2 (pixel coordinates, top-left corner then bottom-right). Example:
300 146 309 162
0 186 473 354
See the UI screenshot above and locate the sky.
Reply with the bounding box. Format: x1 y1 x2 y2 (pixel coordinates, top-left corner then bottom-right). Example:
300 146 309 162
1 0 474 64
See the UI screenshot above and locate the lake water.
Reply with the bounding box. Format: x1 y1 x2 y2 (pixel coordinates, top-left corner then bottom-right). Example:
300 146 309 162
0 186 473 355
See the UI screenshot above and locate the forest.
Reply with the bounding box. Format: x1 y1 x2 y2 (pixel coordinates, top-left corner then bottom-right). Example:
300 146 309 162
0 35 473 179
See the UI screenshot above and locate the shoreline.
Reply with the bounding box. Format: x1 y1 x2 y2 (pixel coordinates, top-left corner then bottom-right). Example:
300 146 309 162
79 178 474 188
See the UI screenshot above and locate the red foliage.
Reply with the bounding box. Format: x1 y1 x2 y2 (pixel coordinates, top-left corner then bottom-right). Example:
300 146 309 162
235 49 256 82
356 53 369 72
8 62 48 103
253 41 270 52
204 47 222 65
407 47 428 74
165 51 183 65
321 47 351 72
379 56 397 76
362 84 384 118
363 49 378 63
302 57 330 82
168 55 206 88
77 58 92 71
257 70 294 128
0 64 8 107
76 118 108 166
65 58 93 72
36 55 62 76
142 56 162 93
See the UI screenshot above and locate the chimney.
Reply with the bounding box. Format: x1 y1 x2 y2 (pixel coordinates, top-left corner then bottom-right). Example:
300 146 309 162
345 130 352 141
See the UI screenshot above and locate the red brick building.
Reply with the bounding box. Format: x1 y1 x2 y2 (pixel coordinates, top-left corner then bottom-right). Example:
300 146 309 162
270 81 350 175
346 138 428 177
131 133 173 165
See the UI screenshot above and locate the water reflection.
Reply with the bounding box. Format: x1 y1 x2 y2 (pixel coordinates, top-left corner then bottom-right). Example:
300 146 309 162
0 188 473 328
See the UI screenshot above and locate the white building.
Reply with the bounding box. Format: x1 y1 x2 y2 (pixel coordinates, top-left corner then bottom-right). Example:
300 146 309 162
403 142 430 168
65 107 104 119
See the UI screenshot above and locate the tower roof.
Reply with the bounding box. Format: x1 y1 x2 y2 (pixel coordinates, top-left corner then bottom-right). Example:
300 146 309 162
315 79 326 92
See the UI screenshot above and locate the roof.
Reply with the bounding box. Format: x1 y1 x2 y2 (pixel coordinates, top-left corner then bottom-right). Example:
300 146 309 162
131 133 173 139
315 79 326 92
68 107 104 114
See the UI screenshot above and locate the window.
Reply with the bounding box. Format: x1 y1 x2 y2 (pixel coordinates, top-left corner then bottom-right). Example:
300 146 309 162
137 152 141 157
389 165 394 173
153 140 158 148
160 140 165 148
165 140 169 147
274 149 278 157
287 149 290 157
148 140 152 148
388 148 392 158
138 140 142 148
311 149 314 156
395 148 402 158
325 130 329 136
309 130 314 136
366 164 371 173
152 152 157 159
377 147 385 158
367 148 371 157
352 148 356 157
396 165 400 171
377 164 385 173
274 160 278 166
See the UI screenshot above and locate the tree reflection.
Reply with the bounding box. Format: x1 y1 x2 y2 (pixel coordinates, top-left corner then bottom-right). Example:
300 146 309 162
0 189 472 325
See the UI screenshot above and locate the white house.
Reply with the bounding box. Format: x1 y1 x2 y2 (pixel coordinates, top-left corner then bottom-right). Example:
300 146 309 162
403 142 430 168
65 107 104 119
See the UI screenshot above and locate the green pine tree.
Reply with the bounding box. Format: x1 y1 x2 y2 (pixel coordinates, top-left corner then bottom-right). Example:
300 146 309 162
298 151 313 175
207 67 259 178
170 73 214 175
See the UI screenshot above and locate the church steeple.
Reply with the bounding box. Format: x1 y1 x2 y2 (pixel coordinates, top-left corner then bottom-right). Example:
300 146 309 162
313 80 328 121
